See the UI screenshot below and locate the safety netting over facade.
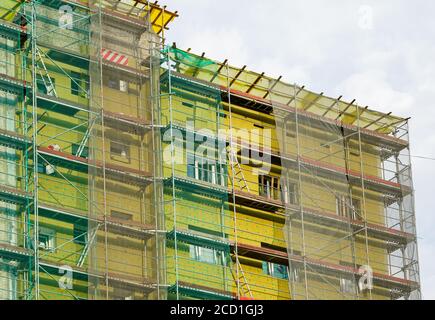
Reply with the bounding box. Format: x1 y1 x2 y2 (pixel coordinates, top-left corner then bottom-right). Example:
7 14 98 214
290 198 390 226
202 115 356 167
160 46 420 300
0 0 420 300
0 0 172 299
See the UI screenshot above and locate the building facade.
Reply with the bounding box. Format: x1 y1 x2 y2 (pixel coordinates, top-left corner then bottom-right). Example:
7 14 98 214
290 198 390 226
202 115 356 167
0 0 421 300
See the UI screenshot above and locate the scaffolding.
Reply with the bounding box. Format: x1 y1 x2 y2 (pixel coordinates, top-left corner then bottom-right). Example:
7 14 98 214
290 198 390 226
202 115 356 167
0 0 176 300
0 0 421 300
160 45 421 300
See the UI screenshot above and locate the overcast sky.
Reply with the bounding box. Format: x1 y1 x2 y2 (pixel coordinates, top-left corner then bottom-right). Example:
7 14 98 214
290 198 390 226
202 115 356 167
162 0 435 299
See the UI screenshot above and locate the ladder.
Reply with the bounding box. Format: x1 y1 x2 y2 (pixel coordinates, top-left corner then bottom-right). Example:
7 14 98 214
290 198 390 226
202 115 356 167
77 227 98 268
232 258 253 299
35 48 57 97
227 145 250 192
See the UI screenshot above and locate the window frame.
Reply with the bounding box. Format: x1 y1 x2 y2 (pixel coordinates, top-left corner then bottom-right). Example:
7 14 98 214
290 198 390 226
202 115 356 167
262 261 289 280
38 227 56 252
110 140 131 163
336 195 362 220
189 244 225 266
187 152 224 186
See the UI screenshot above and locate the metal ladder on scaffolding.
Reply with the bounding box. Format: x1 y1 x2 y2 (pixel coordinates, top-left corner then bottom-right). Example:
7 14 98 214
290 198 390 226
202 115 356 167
35 48 57 97
232 258 253 299
227 145 250 192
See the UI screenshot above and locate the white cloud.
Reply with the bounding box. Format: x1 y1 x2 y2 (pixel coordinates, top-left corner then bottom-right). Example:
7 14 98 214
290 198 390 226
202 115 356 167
335 69 415 114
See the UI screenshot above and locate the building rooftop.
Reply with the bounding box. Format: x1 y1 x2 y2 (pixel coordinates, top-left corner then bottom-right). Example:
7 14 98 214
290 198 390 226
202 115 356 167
168 45 408 136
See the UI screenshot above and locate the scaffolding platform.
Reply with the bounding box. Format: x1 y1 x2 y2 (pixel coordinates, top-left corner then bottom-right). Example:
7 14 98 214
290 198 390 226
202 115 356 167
40 42 150 81
233 242 418 294
224 85 409 152
0 128 31 150
162 166 413 262
300 156 410 197
103 216 156 241
36 93 152 133
233 189 285 212
37 147 153 186
0 19 26 40
161 122 227 145
168 71 409 152
39 260 156 292
288 205 415 247
47 0 178 35
0 73 29 94
161 70 222 98
38 202 88 226
0 183 32 205
38 202 156 240
36 93 90 116
0 242 33 263
167 228 230 252
44 43 89 69
164 176 228 198
245 144 410 197
169 281 234 300
103 110 153 135
230 189 414 247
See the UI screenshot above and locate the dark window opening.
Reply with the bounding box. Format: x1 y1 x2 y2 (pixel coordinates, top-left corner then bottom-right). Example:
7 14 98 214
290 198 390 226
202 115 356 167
73 224 87 245
111 210 133 221
110 140 130 162
336 196 362 220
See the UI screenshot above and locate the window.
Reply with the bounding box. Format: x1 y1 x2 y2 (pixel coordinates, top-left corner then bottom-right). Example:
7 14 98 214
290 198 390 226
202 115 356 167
72 144 89 158
336 195 361 220
107 77 128 92
110 140 130 162
187 153 224 186
113 287 134 300
282 181 298 205
108 78 120 90
71 71 88 97
262 262 288 280
39 228 55 252
119 80 128 92
73 224 87 245
189 245 225 265
259 175 281 201
71 71 80 96
111 210 133 221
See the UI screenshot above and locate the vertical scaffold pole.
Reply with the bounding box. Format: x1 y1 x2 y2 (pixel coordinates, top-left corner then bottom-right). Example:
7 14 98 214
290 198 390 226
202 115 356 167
166 47 179 300
293 83 309 300
147 5 163 300
226 62 241 300
356 105 373 300
94 1 109 300
30 0 39 300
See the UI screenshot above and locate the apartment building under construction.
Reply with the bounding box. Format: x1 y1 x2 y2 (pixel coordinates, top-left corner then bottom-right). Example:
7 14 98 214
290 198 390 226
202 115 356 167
0 0 421 300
